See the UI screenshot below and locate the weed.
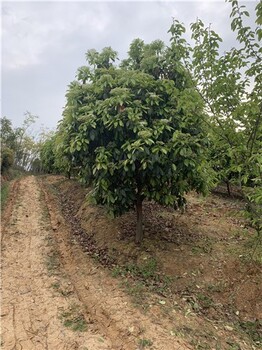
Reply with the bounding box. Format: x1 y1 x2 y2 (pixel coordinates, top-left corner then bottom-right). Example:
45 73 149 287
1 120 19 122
207 281 227 293
1 182 10 211
138 338 153 348
238 320 262 344
140 259 157 279
59 304 88 332
191 242 212 255
51 282 60 290
196 344 211 350
51 281 73 297
189 338 211 349
44 234 55 247
114 259 158 280
244 235 262 264
111 266 124 277
46 248 60 275
197 293 214 309
112 258 171 296
225 340 241 350
122 280 146 302
170 328 185 337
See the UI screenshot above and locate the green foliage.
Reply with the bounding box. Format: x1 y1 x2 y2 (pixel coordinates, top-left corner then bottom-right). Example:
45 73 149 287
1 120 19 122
59 304 88 332
0 112 40 171
138 338 153 348
58 38 211 242
1 147 14 173
0 117 17 150
1 181 10 211
244 178 262 237
39 132 72 177
239 320 262 344
168 2 261 192
167 2 262 247
40 136 57 173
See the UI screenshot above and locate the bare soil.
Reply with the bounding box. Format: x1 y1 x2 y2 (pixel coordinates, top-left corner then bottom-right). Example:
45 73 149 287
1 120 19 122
1 175 193 350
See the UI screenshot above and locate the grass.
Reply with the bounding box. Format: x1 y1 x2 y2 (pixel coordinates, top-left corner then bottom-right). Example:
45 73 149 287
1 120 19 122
1 182 10 211
51 281 74 297
238 320 262 344
206 281 227 293
1 168 26 211
138 338 153 348
112 258 172 308
59 304 88 332
244 235 262 264
46 248 61 275
121 279 148 309
112 258 171 292
196 293 214 309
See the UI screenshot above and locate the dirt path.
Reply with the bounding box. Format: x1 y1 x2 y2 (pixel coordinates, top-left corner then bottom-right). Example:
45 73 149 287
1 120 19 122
1 176 191 350
1 176 112 349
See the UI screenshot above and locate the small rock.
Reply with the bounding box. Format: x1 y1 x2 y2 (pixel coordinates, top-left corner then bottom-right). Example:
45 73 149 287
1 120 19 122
224 325 234 331
128 326 134 333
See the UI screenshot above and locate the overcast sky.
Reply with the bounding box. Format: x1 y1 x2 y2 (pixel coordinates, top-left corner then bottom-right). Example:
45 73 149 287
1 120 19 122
1 0 258 133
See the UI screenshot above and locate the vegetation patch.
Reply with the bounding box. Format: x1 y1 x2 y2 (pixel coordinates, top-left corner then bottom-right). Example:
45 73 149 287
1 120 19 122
59 304 88 332
51 281 74 297
46 247 61 275
112 258 172 300
238 320 262 345
138 338 153 349
1 182 10 211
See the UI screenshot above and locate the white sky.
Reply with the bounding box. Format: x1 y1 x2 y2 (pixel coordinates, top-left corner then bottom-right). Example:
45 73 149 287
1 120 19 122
1 0 258 132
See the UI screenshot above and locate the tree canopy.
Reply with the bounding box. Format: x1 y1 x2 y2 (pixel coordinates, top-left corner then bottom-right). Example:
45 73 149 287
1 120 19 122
57 38 212 243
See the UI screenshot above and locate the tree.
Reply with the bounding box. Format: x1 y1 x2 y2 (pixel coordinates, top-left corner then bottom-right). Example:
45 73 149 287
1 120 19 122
167 1 261 193
0 117 17 150
40 136 57 174
60 43 211 243
167 0 261 238
1 147 14 174
1 112 40 172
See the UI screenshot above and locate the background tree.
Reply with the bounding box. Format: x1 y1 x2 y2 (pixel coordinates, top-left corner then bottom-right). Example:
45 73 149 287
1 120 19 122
168 0 261 236
1 112 41 173
168 1 261 192
1 117 16 174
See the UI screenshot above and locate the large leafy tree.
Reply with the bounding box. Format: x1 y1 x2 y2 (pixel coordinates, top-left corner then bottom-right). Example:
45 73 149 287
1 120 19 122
60 45 211 243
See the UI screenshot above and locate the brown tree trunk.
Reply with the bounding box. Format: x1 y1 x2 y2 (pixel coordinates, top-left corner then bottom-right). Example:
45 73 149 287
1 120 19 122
226 180 231 197
135 194 143 244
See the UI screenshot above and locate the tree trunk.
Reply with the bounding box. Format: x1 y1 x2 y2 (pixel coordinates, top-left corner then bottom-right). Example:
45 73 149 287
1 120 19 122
135 194 143 244
226 180 231 197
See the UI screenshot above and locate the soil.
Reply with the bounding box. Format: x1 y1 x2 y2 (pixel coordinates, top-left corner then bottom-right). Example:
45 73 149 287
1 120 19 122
1 175 261 350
